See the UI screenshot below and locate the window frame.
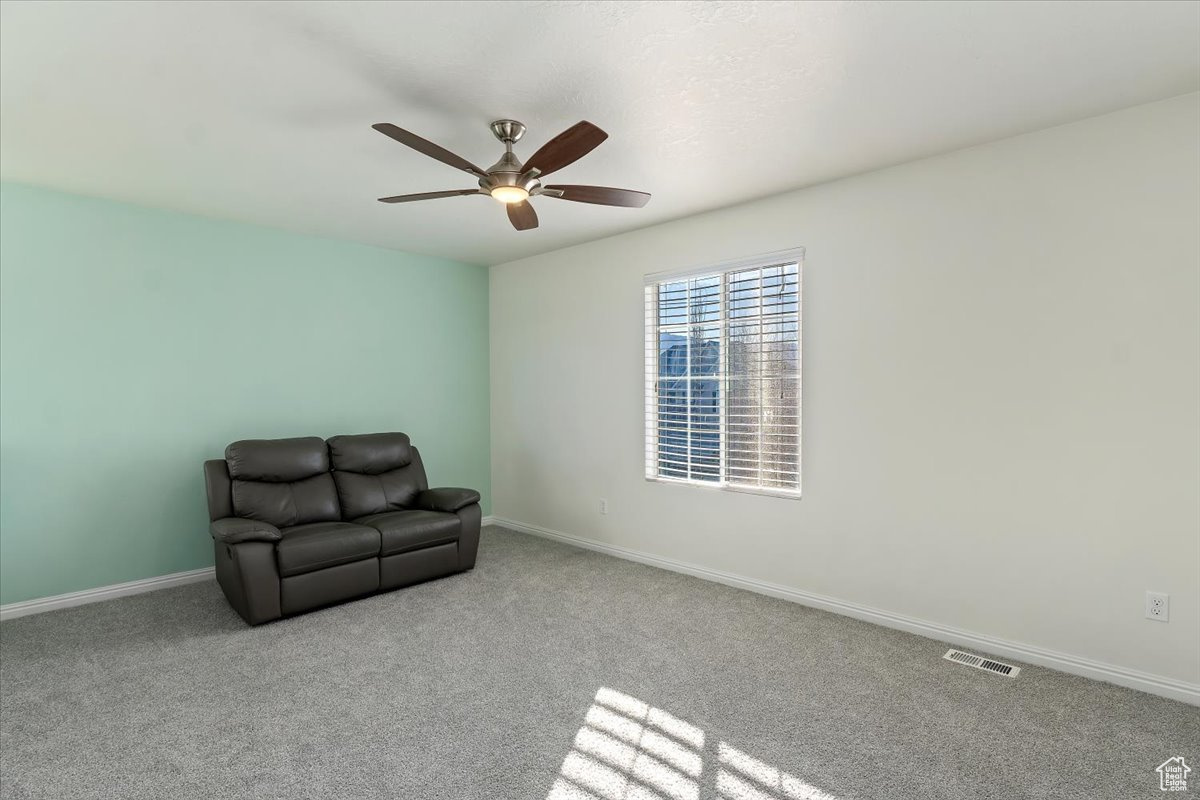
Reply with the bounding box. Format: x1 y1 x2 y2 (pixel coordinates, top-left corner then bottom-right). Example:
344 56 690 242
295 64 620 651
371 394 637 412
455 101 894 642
644 247 804 500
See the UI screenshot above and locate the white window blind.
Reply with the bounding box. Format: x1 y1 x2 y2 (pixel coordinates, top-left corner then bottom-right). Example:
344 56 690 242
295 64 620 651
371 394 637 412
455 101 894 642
644 250 802 497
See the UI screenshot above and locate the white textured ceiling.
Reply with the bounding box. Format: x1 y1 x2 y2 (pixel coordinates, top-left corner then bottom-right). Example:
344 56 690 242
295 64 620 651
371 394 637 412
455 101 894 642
2 1 1198 266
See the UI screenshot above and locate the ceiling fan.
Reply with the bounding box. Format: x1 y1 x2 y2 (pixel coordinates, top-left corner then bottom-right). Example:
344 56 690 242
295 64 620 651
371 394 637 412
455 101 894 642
371 119 650 231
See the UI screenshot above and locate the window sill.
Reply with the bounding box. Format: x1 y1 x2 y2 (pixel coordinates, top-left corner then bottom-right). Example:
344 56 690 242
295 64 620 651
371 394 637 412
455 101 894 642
644 475 802 501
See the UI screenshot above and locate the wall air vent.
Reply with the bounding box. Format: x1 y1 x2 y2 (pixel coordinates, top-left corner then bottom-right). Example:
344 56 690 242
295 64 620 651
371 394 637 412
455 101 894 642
943 648 1020 677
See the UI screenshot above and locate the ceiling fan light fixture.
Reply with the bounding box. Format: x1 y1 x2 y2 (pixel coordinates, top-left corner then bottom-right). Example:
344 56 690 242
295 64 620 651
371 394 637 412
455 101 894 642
490 185 530 204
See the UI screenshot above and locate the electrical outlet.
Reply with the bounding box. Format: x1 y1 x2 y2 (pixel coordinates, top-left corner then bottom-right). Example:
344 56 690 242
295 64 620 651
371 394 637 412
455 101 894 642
1145 591 1169 622
599 499 609 515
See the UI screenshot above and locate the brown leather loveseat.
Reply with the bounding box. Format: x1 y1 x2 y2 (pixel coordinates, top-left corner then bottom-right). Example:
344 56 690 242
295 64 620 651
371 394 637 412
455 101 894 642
203 432 480 625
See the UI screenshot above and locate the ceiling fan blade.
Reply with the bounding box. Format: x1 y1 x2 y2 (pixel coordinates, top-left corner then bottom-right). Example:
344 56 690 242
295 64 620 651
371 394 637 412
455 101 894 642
521 121 608 178
543 185 651 208
507 200 538 231
378 189 482 203
372 123 488 178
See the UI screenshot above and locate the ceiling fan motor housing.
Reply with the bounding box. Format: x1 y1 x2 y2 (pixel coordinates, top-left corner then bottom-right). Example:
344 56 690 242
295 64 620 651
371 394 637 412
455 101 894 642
481 152 542 195
482 120 541 195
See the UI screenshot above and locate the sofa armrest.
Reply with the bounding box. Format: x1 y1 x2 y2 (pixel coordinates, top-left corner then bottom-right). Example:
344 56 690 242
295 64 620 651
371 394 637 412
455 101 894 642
214 541 281 625
414 487 481 513
210 517 282 544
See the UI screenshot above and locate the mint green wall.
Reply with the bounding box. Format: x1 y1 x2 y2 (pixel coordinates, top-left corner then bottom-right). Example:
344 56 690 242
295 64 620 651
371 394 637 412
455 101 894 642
0 182 490 605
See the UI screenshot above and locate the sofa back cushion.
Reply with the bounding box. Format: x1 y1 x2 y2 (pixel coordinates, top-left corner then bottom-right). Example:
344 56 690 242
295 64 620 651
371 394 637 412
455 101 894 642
227 437 341 527
328 432 429 519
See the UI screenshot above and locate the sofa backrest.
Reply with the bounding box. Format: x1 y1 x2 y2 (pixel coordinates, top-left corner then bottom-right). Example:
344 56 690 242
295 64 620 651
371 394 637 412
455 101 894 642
203 459 234 522
226 436 341 528
327 432 429 520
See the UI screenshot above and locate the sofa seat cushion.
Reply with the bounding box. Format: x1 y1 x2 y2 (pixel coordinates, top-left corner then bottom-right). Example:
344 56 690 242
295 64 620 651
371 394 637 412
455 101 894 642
276 522 380 578
356 510 461 557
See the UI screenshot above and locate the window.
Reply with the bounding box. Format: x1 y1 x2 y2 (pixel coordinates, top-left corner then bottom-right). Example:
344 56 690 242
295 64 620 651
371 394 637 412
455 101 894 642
644 249 802 497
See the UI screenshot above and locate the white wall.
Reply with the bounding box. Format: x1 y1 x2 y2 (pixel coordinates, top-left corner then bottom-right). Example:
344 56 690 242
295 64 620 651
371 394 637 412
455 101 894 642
490 94 1200 691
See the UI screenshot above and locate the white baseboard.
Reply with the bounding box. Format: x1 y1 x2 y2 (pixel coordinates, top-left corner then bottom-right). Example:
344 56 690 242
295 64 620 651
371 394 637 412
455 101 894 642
0 567 216 622
4 517 499 622
6 518 1195 706
492 516 1200 706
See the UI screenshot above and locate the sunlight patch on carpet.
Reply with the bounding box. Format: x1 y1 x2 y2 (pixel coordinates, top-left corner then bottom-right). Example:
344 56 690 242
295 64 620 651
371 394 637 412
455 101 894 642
547 688 840 800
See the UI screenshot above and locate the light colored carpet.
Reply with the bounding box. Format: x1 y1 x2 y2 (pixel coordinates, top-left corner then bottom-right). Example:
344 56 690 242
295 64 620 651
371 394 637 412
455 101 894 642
0 526 1195 800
